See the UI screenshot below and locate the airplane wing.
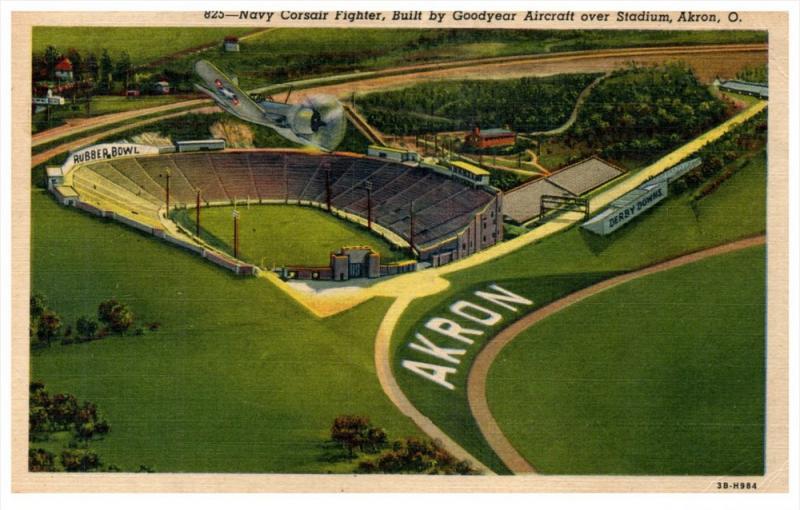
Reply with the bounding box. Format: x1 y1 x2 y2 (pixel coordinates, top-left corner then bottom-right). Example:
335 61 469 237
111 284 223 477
194 60 275 126
194 59 346 152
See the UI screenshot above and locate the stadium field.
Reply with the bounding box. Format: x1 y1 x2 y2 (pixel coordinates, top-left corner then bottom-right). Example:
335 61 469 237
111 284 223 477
390 148 766 472
487 245 765 474
172 204 409 268
29 190 422 473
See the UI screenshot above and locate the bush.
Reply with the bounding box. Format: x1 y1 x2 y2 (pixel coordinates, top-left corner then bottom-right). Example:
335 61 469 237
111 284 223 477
367 437 479 475
29 448 56 472
330 415 388 456
36 310 62 345
98 299 134 333
76 315 99 341
60 449 101 472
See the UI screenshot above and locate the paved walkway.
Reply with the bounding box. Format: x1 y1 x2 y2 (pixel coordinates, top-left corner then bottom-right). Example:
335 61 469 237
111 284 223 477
466 235 766 474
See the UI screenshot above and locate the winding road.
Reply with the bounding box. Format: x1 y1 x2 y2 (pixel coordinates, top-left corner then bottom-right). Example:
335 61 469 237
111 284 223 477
466 235 766 474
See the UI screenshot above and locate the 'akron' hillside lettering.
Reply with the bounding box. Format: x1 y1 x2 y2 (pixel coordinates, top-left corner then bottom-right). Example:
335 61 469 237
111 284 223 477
402 284 533 390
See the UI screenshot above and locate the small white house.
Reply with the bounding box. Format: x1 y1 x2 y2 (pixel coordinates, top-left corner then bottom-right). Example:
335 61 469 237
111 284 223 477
154 81 170 94
224 36 240 52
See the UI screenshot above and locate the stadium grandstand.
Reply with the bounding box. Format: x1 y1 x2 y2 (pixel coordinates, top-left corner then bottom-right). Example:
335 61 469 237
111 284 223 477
716 79 768 99
502 156 624 224
58 148 503 265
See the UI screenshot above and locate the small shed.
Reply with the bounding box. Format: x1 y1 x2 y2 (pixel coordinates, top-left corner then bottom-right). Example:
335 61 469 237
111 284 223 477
224 36 240 52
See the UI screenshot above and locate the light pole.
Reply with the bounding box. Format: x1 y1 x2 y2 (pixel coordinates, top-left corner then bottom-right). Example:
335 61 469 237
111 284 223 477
232 208 240 259
195 189 201 236
364 180 373 231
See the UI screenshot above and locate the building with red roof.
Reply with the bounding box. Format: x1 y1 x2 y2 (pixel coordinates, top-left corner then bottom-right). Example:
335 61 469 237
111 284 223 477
54 57 73 81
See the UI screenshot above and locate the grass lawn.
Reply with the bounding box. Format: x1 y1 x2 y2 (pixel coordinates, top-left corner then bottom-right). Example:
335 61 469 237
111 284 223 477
172 204 408 268
488 246 765 474
30 189 422 473
32 27 257 66
390 148 766 472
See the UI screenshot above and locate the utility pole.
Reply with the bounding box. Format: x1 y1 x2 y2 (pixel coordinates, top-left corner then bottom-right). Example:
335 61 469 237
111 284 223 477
195 189 201 236
365 181 373 231
162 169 171 213
232 208 240 259
409 199 415 253
324 161 332 212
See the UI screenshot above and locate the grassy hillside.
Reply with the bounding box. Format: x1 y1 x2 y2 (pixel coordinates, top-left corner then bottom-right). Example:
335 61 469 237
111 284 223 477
30 189 422 473
32 27 257 66
391 148 766 472
489 246 765 474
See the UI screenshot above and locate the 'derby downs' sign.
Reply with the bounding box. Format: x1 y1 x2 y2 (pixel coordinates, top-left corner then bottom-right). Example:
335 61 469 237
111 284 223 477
582 180 668 236
62 143 160 172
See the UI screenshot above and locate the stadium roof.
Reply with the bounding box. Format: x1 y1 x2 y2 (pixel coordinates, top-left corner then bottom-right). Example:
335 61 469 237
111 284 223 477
478 128 515 138
451 160 490 176
646 157 702 185
368 145 411 154
719 79 768 98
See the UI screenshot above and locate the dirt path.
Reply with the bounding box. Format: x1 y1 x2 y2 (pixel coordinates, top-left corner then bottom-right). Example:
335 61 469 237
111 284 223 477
31 99 211 147
291 44 766 100
524 72 610 138
374 295 496 474
31 106 219 166
466 235 767 475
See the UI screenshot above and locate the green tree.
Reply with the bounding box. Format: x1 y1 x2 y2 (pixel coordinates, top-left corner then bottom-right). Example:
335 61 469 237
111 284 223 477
66 48 83 82
114 50 132 89
98 49 113 92
60 449 101 472
76 315 99 340
43 45 59 81
29 448 56 472
85 53 98 83
36 310 62 345
331 415 370 457
110 305 134 333
98 299 134 333
30 293 46 318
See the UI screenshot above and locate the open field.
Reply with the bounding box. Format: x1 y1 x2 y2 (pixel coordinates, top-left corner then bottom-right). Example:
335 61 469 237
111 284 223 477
390 148 766 472
32 27 257 65
487 245 765 475
165 29 766 89
172 204 408 268
29 190 423 473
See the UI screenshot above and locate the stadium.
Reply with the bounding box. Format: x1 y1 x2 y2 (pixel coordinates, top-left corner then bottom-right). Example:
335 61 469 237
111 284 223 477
24 23 776 484
46 144 504 278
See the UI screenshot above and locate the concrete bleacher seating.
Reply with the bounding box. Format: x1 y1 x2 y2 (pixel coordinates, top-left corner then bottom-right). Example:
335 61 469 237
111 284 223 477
78 151 497 248
502 178 573 224
546 156 624 196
